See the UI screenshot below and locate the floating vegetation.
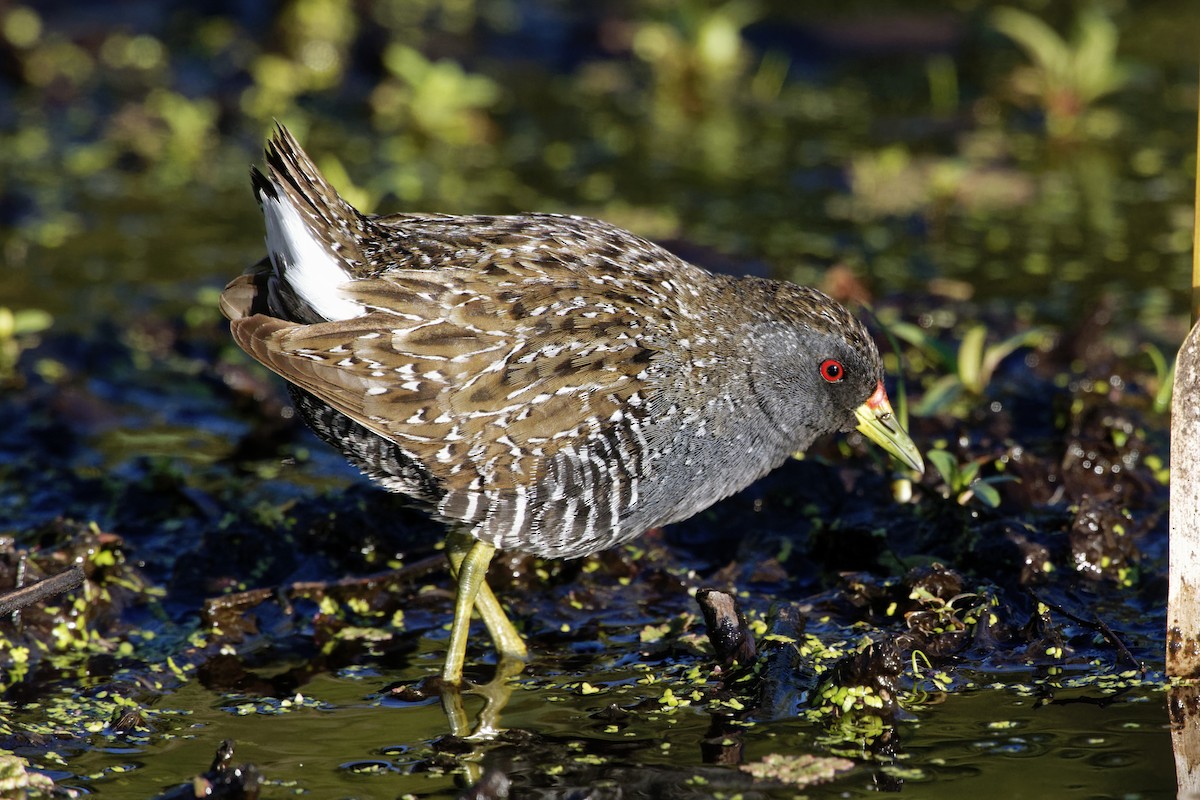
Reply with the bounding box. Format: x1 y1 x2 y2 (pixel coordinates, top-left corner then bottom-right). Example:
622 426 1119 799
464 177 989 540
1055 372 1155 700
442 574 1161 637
740 752 855 787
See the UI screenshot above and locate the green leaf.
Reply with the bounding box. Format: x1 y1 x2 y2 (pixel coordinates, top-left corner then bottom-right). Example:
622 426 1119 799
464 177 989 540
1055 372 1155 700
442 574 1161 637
1144 343 1175 415
1155 355 1175 415
1072 9 1129 103
925 449 959 488
971 482 1002 508
1143 343 1168 383
957 324 987 394
887 321 955 370
979 328 1048 389
914 374 963 416
13 308 53 336
991 7 1070 80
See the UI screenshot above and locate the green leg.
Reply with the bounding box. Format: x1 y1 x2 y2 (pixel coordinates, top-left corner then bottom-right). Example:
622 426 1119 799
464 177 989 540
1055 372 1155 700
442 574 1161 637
443 531 528 684
474 583 528 662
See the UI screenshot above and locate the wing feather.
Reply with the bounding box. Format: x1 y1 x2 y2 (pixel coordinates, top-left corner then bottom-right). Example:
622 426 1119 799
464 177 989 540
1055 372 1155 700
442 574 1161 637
226 263 665 496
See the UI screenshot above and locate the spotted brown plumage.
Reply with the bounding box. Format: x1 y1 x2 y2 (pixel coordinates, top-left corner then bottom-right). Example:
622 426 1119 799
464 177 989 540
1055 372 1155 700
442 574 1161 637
221 125 924 684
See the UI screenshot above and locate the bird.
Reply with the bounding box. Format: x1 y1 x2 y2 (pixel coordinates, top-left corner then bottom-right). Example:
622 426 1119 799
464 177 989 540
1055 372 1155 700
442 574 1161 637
220 125 924 686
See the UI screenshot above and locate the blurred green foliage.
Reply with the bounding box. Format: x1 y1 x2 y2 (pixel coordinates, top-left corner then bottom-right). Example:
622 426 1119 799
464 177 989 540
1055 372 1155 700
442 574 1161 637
991 5 1132 141
890 320 1050 415
0 0 1192 357
0 306 51 385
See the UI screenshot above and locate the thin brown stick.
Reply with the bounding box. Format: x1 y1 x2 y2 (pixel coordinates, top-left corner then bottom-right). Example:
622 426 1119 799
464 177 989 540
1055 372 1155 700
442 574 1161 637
0 566 86 616
202 553 449 613
1027 589 1142 672
1092 613 1144 674
284 553 445 596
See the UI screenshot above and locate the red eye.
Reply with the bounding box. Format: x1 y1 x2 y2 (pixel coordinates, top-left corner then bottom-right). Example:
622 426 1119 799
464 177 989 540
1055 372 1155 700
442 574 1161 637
820 359 844 383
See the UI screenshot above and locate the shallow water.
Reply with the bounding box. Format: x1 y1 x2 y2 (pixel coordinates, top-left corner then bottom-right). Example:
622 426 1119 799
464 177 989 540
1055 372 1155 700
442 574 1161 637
11 655 1174 798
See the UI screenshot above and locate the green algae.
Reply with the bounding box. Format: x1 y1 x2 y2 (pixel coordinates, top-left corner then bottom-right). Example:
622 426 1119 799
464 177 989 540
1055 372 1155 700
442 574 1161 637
740 752 856 786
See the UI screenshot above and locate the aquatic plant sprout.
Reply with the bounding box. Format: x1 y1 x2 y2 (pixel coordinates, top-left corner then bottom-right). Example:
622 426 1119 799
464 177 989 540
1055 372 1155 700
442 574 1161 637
991 6 1133 140
888 320 1049 415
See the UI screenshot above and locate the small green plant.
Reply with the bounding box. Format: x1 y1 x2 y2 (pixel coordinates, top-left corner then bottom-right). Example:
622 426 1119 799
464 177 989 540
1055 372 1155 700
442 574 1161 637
991 6 1133 140
1142 343 1175 415
925 449 1011 508
373 44 499 144
891 321 1048 415
0 306 52 384
632 0 761 113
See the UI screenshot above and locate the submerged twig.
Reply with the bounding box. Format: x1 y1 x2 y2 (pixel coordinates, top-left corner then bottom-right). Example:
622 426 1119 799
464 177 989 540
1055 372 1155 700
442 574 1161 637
1027 589 1143 672
202 553 449 615
284 553 445 597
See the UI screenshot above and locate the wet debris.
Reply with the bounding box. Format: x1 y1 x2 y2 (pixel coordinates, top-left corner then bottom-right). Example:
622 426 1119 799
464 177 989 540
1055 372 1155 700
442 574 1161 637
1029 589 1144 672
457 767 511 800
0 521 157 694
755 603 809 719
818 635 906 718
695 588 756 667
1061 396 1155 506
385 677 440 703
152 740 262 800
1068 496 1140 586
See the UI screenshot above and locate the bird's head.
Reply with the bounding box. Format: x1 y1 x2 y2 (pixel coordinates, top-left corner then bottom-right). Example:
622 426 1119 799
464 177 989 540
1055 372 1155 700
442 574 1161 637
744 283 924 473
